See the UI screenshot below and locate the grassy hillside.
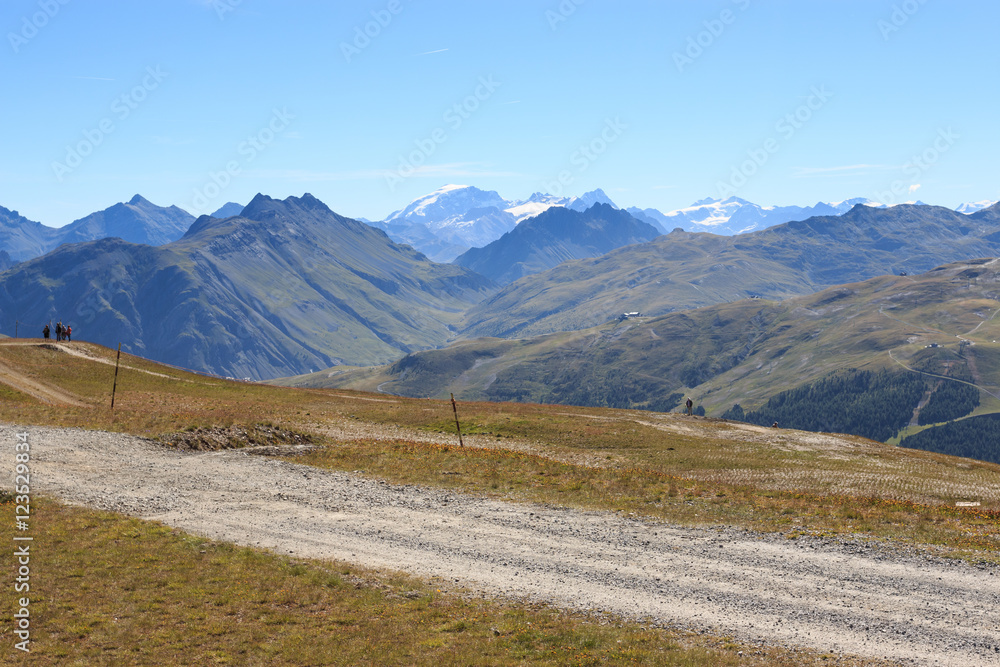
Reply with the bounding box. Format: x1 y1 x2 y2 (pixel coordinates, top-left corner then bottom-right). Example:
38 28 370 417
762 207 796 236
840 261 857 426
289 260 1000 452
461 203 1000 339
1 338 998 663
2 338 997 553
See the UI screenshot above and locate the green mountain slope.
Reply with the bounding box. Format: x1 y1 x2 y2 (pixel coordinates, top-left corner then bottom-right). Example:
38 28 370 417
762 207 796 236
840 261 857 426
284 259 1000 445
0 194 495 379
461 203 1000 339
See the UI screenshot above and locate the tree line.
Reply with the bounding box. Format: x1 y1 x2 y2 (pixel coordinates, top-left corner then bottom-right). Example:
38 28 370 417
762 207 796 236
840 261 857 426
900 414 1000 464
720 369 926 442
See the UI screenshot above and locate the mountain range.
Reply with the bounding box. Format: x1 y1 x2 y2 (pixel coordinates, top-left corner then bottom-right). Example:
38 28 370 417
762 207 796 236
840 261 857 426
0 194 494 379
370 185 620 262
3 189 1000 388
0 195 195 262
459 203 1000 340
625 196 878 236
1 186 994 268
365 186 994 262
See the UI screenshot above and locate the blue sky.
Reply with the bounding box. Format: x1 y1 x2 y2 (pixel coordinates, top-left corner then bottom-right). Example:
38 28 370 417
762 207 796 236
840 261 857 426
3 0 997 226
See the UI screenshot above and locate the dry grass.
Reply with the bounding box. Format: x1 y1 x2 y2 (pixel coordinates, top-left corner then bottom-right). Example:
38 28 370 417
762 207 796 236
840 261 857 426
0 498 880 667
1 340 994 663
292 438 1000 560
1 340 998 561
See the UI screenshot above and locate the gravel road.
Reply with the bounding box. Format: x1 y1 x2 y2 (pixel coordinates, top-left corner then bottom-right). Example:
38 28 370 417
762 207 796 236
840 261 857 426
6 423 1000 666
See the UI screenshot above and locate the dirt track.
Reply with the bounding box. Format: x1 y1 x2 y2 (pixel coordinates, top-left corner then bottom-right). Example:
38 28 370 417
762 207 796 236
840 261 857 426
0 356 86 406
6 423 1000 666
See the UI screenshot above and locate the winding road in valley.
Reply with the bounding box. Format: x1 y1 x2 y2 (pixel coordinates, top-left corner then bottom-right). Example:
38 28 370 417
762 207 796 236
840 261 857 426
7 423 1000 666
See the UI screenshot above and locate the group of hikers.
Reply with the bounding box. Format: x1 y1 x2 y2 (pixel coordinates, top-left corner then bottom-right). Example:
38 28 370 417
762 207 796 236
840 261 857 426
42 321 72 341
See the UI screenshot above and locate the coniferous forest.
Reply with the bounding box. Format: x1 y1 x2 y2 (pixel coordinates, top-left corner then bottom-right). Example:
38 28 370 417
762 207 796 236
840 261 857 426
900 414 1000 464
720 369 926 442
917 380 980 426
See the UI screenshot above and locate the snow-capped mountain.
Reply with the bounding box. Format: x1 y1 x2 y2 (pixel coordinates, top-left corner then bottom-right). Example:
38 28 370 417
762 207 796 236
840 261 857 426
373 184 942 263
374 185 622 262
565 188 619 212
627 197 879 235
957 200 999 215
505 192 570 222
377 186 516 261
384 184 509 225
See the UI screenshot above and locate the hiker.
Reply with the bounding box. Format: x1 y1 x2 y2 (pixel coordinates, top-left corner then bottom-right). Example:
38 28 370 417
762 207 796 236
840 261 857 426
685 398 694 416
42 324 50 340
55 321 63 341
65 325 72 342
772 421 779 428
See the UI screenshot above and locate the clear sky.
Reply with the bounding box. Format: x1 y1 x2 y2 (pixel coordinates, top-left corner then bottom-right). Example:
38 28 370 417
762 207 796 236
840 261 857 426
3 0 997 226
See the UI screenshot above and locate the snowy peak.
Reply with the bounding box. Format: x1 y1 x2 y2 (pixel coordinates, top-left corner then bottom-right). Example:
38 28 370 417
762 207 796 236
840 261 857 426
957 200 999 215
567 188 619 212
627 197 882 235
387 185 508 223
505 192 569 222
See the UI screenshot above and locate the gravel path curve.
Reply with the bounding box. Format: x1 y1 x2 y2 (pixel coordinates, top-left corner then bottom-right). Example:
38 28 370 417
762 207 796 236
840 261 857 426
6 423 1000 666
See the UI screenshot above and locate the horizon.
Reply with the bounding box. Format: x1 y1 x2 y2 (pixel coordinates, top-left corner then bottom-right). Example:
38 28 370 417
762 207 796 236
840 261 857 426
7 185 992 231
3 1 998 226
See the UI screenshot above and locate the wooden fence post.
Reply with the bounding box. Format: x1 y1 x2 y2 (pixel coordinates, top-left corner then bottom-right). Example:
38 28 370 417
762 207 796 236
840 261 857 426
450 393 464 447
110 343 122 412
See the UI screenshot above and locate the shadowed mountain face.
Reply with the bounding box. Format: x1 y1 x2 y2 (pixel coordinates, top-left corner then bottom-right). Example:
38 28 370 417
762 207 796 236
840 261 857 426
0 196 195 262
210 202 245 219
453 204 661 286
0 206 62 262
0 194 495 379
461 204 1000 339
58 195 194 247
